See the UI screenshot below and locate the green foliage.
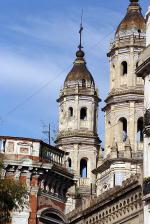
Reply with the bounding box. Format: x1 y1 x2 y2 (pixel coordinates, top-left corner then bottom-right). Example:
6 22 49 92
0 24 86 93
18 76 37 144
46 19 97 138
0 154 28 223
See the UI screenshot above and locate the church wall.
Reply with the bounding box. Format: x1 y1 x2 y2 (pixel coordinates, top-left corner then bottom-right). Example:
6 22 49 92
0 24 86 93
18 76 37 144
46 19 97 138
67 176 143 224
58 95 97 133
96 162 141 196
105 101 144 156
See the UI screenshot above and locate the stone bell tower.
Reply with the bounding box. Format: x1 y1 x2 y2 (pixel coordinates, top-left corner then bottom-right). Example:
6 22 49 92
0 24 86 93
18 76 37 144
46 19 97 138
104 0 146 157
56 26 101 196
96 0 146 196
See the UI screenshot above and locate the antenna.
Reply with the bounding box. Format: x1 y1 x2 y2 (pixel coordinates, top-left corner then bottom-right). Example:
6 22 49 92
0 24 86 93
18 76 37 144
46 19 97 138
42 122 51 145
78 9 83 50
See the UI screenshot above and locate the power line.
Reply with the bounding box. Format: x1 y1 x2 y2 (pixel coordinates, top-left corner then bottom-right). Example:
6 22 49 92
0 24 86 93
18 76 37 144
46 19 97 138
2 64 71 122
0 28 115 124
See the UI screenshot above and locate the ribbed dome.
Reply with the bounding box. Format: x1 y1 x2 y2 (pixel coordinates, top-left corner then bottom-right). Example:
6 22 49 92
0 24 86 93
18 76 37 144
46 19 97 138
64 50 95 86
116 0 146 35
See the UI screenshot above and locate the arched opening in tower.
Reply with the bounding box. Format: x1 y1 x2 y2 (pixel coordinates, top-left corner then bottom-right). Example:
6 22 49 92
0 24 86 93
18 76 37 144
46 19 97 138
121 61 128 75
82 79 86 87
118 117 127 142
80 107 87 120
68 107 73 117
80 159 87 178
137 117 144 142
68 157 72 168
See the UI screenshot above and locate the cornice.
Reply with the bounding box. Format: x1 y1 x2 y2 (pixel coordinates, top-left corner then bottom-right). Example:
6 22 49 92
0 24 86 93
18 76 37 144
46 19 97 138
56 131 99 139
103 89 144 111
107 44 145 57
106 89 144 100
92 158 142 175
136 56 150 78
57 93 101 103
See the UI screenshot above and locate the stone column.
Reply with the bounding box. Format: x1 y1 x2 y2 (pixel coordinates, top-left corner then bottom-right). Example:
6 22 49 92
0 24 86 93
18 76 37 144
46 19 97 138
129 102 135 150
12 169 30 224
28 174 39 224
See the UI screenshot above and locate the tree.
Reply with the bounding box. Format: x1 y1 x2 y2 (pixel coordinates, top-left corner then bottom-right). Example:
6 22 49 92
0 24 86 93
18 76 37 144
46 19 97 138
0 154 28 223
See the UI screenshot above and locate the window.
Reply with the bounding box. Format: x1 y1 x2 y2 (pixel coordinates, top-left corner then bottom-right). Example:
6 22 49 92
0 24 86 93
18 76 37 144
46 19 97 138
82 79 86 87
80 158 87 178
115 172 125 186
68 158 71 168
80 107 87 120
40 209 66 224
137 117 144 142
0 140 5 152
121 61 128 75
118 117 127 142
68 107 73 117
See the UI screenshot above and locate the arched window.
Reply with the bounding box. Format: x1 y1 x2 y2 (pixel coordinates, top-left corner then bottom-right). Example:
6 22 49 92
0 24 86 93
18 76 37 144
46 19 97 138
80 158 87 178
68 107 73 117
80 107 87 120
0 140 5 152
82 79 86 87
39 208 67 224
137 117 144 142
68 157 71 168
118 117 127 142
121 61 128 75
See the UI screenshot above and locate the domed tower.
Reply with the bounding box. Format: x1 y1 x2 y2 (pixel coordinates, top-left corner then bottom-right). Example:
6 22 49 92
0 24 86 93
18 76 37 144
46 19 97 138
104 0 146 156
95 0 146 196
56 27 101 196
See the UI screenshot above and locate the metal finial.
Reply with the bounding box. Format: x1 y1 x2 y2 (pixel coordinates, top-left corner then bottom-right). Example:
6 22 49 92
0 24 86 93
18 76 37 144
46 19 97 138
78 9 83 51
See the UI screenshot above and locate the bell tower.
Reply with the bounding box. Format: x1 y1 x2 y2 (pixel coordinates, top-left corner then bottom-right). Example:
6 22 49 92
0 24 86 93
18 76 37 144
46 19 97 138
104 0 146 157
56 25 101 196
96 0 146 196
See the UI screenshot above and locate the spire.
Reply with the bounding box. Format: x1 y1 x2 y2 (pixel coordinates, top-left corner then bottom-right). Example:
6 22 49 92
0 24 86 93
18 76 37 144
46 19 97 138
64 17 95 86
78 9 83 51
75 10 85 61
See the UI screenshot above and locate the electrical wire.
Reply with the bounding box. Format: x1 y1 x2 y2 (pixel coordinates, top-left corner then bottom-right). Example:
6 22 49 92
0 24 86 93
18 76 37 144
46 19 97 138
0 28 115 125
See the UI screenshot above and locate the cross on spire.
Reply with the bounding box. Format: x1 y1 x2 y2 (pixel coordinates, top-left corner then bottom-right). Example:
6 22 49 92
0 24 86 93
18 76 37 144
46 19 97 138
78 9 83 51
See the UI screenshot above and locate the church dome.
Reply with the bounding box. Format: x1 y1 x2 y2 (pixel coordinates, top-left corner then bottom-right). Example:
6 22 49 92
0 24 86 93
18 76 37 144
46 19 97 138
116 0 146 36
64 49 95 86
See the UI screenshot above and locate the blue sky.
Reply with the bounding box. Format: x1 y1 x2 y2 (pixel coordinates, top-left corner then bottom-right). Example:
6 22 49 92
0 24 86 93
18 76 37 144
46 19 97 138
0 0 149 145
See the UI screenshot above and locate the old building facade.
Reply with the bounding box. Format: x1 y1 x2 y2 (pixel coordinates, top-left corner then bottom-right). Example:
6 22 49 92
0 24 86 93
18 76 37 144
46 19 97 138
1 0 150 224
136 5 150 224
0 136 74 224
